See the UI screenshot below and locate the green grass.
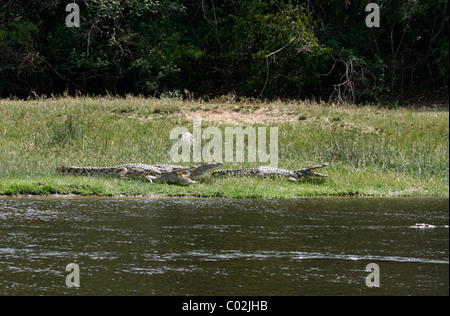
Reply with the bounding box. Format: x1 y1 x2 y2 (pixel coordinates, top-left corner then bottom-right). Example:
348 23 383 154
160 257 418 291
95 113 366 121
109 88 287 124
0 96 448 198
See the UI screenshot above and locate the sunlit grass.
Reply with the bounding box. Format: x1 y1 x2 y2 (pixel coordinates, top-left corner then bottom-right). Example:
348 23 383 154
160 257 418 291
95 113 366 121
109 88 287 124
0 96 448 197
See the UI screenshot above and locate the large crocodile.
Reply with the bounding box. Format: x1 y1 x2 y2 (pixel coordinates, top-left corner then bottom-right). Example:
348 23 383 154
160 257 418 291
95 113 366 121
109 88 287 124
57 164 196 185
57 162 224 185
213 164 329 182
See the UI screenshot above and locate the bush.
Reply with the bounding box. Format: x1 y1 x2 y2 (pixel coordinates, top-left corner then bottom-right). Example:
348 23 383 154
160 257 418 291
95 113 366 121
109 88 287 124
0 0 447 102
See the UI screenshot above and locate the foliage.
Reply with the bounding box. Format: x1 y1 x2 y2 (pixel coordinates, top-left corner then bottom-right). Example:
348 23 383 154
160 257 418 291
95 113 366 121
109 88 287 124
0 21 42 96
309 0 449 102
0 0 448 102
180 0 330 98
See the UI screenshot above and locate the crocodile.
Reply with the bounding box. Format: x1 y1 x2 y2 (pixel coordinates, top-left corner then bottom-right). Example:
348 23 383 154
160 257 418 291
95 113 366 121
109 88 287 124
213 164 329 182
57 164 197 185
57 162 224 185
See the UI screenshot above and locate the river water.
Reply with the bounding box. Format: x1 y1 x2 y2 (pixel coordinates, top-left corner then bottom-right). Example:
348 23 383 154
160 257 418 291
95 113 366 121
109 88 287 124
0 197 448 296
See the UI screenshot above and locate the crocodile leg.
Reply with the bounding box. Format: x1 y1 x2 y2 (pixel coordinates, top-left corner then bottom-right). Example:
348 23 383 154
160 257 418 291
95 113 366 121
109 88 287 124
114 167 128 178
145 175 159 184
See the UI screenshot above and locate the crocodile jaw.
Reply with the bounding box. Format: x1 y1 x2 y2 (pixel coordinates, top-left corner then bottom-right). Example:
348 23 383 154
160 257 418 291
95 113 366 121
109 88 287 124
294 164 329 178
176 171 197 185
158 168 198 185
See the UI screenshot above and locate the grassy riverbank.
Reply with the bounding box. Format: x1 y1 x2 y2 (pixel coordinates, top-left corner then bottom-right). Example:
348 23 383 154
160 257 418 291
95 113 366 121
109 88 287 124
0 97 448 198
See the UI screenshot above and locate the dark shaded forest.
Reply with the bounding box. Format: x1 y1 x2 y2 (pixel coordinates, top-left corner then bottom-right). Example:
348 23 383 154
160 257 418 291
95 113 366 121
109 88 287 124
0 0 448 103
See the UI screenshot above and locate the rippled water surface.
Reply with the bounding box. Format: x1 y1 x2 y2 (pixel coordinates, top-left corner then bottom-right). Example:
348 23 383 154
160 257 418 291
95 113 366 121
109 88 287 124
0 197 448 296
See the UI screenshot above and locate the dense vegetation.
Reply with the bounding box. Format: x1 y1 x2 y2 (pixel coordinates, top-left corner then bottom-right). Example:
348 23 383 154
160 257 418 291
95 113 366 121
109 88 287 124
0 0 448 103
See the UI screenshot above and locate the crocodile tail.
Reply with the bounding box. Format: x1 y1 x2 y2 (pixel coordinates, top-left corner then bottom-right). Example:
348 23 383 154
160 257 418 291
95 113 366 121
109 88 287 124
56 166 69 174
57 166 105 176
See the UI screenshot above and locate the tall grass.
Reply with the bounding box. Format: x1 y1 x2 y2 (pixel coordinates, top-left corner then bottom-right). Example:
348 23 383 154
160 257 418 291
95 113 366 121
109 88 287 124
0 97 448 197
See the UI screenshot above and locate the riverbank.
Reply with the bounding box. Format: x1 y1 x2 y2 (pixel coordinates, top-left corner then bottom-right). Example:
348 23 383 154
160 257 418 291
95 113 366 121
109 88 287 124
0 97 448 198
